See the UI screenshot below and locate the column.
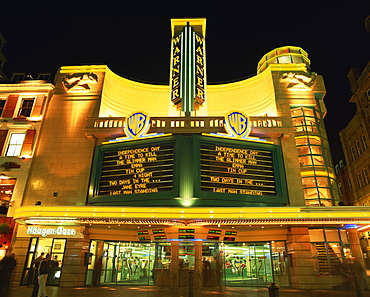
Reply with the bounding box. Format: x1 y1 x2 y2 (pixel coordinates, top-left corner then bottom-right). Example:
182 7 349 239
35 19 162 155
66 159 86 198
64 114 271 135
170 241 180 289
348 228 366 266
193 241 203 290
60 237 91 287
92 240 104 285
286 227 316 289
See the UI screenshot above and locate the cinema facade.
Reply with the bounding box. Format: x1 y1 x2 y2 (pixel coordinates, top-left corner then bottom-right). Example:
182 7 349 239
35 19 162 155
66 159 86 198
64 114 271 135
7 18 370 290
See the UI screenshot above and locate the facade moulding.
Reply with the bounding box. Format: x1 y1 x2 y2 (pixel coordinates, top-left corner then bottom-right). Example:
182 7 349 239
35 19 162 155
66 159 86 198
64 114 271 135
13 205 370 226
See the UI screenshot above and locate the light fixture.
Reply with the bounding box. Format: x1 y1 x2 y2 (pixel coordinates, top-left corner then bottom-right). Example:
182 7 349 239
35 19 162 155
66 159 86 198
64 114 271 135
19 155 32 160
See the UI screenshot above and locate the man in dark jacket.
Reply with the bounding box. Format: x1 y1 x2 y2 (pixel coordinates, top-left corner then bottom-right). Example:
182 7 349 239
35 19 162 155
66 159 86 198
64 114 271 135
0 253 16 290
37 254 51 297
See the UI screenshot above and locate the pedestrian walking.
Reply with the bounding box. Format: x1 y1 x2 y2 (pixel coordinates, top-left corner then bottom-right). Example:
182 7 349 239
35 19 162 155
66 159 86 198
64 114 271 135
48 255 59 283
29 252 45 286
348 257 370 291
37 254 51 297
0 252 16 290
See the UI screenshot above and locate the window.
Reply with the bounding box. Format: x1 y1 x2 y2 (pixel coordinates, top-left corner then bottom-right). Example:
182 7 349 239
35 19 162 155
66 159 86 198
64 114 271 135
363 168 369 185
362 134 368 150
18 98 34 117
338 183 343 196
37 73 51 81
335 165 339 175
357 172 363 188
5 133 25 156
309 228 351 274
0 178 16 209
356 140 362 156
0 100 6 116
350 146 356 161
348 177 354 192
12 73 26 81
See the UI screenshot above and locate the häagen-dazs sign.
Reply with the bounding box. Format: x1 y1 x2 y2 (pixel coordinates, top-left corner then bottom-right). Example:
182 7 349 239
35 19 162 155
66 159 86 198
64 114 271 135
17 225 84 238
27 226 76 237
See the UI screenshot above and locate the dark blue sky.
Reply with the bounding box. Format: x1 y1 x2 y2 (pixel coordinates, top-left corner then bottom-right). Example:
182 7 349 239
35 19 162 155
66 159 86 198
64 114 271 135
0 3 369 162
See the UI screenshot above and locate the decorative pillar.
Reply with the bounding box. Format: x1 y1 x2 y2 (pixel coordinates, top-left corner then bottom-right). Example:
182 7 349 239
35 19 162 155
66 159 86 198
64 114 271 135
60 237 91 287
348 228 366 266
92 240 104 285
193 241 203 290
170 241 180 290
286 227 316 289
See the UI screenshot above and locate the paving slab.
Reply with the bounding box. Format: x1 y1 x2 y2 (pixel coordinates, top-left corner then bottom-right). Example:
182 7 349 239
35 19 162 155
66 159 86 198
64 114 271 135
2 285 370 297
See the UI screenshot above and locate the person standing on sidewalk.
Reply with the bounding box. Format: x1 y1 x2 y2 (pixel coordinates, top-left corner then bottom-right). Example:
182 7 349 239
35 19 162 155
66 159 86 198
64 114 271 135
348 257 370 291
0 253 16 290
37 254 51 297
30 252 45 286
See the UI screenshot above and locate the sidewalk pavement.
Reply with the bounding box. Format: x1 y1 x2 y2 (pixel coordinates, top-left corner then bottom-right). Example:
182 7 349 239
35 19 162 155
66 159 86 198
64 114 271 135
3 285 370 297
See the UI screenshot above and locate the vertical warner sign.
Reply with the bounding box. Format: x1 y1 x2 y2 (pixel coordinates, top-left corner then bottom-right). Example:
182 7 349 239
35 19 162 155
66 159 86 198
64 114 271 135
194 32 205 109
171 33 181 106
170 24 205 112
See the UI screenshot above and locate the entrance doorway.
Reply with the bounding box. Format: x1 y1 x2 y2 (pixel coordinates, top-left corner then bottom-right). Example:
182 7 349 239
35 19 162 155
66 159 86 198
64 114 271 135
20 237 66 286
87 240 280 287
87 241 158 285
221 242 273 286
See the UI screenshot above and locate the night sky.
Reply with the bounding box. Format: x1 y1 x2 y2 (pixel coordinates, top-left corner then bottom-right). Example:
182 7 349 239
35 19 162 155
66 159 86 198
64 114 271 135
0 3 369 163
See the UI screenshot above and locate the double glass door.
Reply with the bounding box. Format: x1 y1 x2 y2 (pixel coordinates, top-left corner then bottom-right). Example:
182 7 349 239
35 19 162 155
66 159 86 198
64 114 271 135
221 242 273 286
87 241 157 286
21 237 66 286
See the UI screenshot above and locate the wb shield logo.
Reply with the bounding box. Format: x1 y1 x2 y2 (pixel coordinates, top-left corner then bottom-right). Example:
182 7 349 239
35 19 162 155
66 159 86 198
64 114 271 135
125 112 150 138
226 112 251 138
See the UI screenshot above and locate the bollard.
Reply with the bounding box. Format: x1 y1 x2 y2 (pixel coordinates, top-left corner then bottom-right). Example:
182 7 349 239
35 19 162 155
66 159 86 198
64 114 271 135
267 282 279 297
188 270 194 297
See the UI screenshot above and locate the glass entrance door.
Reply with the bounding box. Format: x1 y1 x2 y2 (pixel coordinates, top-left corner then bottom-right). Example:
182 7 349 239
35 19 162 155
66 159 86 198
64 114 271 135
20 237 66 286
100 241 156 285
221 242 273 286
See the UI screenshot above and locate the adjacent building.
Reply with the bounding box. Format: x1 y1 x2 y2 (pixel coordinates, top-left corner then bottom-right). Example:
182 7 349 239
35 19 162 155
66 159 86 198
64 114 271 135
0 79 53 259
337 61 370 267
2 18 370 290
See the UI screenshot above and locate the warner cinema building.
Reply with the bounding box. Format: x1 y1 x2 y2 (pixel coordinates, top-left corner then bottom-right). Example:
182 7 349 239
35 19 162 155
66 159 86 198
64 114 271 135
1 18 370 290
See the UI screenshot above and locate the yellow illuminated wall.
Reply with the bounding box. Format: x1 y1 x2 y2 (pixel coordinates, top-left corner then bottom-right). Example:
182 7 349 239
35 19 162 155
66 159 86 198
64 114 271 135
99 66 278 118
21 68 106 206
99 68 175 117
206 69 277 117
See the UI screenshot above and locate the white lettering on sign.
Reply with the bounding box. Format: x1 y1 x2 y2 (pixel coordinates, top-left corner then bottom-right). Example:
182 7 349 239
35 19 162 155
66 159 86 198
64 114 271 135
26 226 77 237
